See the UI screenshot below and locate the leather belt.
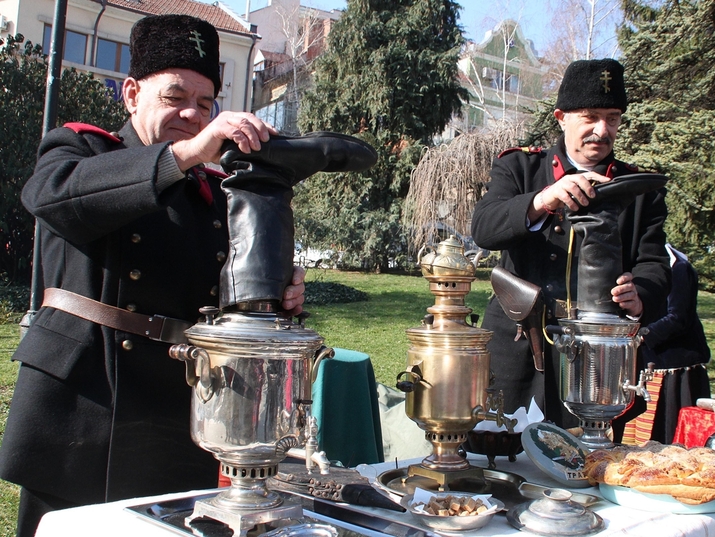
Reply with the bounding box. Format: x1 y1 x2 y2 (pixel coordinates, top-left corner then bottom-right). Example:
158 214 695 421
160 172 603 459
41 288 191 344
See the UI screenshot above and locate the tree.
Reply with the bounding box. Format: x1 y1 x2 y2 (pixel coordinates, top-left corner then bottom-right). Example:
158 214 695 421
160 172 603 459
0 34 127 283
540 0 622 93
616 0 715 289
295 0 467 272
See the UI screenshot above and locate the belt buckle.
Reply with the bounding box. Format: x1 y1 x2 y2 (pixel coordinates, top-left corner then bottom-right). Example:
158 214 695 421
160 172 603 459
553 299 568 319
147 315 191 344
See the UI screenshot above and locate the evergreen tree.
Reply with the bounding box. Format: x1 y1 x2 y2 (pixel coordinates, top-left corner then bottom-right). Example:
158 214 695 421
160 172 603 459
616 0 715 289
0 35 128 283
295 0 466 272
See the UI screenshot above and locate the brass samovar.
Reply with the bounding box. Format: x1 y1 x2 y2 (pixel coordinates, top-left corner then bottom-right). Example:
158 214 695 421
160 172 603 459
391 236 515 492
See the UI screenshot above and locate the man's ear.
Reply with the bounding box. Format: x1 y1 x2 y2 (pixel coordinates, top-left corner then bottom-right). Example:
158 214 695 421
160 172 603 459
122 77 140 114
554 109 566 130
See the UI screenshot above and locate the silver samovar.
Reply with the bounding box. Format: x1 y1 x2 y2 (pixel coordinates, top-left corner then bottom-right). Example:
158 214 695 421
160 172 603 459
392 236 515 491
169 134 378 535
550 313 653 449
169 310 333 533
546 174 668 449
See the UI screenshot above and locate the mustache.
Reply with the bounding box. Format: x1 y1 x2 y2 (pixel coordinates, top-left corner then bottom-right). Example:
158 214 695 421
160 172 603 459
583 134 611 144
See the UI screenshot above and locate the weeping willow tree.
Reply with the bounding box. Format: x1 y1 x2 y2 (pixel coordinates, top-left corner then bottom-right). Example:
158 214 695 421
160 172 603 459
404 123 523 255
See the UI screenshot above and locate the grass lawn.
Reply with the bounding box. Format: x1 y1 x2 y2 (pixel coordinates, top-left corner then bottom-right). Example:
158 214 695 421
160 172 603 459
0 323 20 537
0 270 714 536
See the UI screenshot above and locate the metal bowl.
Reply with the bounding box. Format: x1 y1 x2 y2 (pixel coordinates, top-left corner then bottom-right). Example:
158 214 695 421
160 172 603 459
400 492 504 532
464 431 523 469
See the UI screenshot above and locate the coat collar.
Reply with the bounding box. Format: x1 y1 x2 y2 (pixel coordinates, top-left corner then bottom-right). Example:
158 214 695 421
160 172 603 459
548 134 617 181
118 121 145 149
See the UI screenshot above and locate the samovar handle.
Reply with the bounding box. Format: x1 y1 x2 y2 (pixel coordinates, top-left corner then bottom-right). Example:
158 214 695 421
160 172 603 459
311 345 335 384
546 325 578 362
464 249 484 268
396 365 424 393
416 244 432 265
168 343 222 403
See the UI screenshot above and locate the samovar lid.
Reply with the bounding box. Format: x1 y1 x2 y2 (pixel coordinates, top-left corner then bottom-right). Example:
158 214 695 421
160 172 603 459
558 314 640 337
185 311 324 358
419 235 476 277
507 488 604 535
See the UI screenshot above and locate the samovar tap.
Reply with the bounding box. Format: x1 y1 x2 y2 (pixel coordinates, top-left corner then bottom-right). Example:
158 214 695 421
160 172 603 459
624 362 656 402
473 388 517 433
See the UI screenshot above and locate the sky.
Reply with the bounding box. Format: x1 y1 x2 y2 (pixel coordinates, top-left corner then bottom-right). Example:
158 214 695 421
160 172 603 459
243 1 555 57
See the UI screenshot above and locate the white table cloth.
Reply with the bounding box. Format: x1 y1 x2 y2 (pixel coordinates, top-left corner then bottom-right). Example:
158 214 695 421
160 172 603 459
35 453 715 537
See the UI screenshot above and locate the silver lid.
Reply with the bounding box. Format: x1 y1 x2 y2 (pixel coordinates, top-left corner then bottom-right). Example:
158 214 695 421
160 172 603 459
507 489 604 536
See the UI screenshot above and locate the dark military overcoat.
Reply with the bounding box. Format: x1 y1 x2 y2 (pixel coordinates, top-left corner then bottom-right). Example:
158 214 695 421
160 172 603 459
471 135 671 427
0 121 228 503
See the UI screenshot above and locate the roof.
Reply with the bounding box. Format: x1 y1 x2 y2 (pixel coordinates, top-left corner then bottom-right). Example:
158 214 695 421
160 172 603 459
104 0 256 36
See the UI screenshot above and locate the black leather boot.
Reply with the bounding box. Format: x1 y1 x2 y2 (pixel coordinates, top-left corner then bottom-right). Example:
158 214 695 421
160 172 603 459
220 132 378 187
218 132 378 312
567 173 667 315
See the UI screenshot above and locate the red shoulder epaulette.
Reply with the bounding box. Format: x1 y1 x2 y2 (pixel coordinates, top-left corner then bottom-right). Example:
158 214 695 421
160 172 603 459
497 146 543 158
63 122 122 143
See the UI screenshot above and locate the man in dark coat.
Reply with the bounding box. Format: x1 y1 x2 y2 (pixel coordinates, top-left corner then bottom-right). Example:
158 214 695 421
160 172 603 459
471 59 670 429
0 15 305 537
640 244 711 444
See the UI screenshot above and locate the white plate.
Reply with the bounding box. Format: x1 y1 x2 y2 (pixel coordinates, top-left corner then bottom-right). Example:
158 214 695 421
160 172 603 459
600 484 715 514
521 422 591 488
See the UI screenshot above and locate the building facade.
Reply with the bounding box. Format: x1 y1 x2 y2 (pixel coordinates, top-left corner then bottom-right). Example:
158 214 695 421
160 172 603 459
0 0 259 115
248 0 341 134
447 19 547 137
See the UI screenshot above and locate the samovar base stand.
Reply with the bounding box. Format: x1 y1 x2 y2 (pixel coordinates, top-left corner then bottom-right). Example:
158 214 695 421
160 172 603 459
186 462 303 536
578 418 614 450
186 494 302 537
407 463 490 493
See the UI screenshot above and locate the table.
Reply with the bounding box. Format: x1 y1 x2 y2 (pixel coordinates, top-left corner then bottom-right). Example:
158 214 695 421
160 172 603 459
36 452 715 537
673 406 715 448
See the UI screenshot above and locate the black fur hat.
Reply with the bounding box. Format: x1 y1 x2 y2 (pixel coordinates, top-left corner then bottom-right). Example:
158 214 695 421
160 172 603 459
128 14 221 97
556 59 627 113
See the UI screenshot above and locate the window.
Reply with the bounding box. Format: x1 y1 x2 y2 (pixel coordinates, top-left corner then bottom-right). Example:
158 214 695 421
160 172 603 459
255 101 284 127
489 71 520 94
96 38 130 73
42 24 87 65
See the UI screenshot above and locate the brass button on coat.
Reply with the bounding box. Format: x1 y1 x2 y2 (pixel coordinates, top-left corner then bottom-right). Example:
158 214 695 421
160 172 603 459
554 226 563 234
550 253 558 261
545 284 554 292
129 269 141 281
126 303 137 312
213 220 222 229
210 285 218 296
122 340 134 351
131 234 141 243
216 251 227 263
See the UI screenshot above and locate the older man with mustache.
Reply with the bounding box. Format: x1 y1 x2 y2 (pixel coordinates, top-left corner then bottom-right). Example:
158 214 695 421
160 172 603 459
471 59 670 433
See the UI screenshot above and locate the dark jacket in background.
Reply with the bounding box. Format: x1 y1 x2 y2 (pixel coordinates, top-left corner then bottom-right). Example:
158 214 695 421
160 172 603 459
641 249 711 443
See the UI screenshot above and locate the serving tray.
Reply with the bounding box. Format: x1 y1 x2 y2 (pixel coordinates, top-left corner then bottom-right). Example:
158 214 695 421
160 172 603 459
600 484 715 514
375 467 599 511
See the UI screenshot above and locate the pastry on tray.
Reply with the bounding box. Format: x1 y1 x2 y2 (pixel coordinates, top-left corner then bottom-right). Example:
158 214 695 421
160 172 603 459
584 441 715 504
